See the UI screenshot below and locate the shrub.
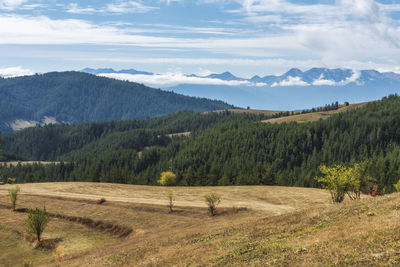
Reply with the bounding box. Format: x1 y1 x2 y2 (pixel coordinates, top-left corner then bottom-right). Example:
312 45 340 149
26 207 51 242
204 192 221 216
166 189 175 212
8 185 20 211
347 162 374 200
7 177 16 184
158 171 177 186
316 165 357 203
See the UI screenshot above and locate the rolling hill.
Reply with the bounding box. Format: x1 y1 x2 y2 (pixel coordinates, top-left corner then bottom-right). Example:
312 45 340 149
262 102 369 124
0 72 234 134
1 182 399 266
2 95 400 192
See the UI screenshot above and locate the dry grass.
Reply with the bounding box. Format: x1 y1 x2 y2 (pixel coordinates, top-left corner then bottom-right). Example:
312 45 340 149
1 182 398 266
0 182 329 214
209 109 286 116
263 102 369 124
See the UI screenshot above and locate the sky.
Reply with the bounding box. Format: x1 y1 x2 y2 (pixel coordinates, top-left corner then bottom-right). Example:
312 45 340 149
1 0 400 78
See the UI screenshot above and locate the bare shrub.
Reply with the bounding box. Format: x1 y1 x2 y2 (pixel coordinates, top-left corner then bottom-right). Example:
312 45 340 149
166 189 175 212
8 185 20 211
204 192 221 216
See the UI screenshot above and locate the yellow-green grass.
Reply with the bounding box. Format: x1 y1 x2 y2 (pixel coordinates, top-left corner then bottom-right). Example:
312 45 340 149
263 102 369 124
2 182 398 266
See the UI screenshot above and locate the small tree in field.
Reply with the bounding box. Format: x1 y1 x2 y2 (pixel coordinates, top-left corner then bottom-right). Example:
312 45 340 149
166 189 175 212
316 165 356 203
158 171 177 186
8 185 20 211
26 207 51 242
204 192 221 216
347 162 373 200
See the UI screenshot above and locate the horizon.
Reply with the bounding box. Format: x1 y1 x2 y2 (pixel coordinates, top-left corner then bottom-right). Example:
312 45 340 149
1 0 400 78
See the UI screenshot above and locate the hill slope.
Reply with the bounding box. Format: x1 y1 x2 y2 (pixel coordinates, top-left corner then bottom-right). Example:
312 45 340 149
2 96 400 192
262 102 368 123
0 182 399 266
0 110 267 161
0 72 234 133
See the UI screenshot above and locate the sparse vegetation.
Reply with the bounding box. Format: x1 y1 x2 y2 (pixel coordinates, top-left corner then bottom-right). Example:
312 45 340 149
2 182 400 266
8 185 20 211
166 189 175 212
26 207 51 242
204 192 221 216
158 171 177 186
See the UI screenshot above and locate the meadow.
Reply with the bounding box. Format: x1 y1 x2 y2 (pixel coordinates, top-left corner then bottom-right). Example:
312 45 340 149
1 182 398 266
262 102 368 124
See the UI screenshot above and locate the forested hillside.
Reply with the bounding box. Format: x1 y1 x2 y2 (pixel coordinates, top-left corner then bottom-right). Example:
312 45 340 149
2 95 400 193
0 72 234 133
1 111 267 161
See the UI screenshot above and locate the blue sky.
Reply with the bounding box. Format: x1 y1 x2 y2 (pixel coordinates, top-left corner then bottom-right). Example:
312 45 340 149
1 0 400 78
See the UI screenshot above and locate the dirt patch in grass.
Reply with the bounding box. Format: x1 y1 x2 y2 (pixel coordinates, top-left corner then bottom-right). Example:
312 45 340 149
49 213 133 238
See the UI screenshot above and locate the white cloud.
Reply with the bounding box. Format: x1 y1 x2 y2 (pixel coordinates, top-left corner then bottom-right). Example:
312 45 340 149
311 70 361 86
66 3 98 14
271 76 308 87
98 72 266 87
161 0 183 5
106 1 158 13
2 1 400 75
0 0 28 10
311 75 337 86
0 66 34 78
66 1 158 14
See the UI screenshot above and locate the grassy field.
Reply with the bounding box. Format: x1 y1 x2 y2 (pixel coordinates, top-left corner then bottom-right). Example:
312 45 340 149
262 102 368 124
0 182 399 266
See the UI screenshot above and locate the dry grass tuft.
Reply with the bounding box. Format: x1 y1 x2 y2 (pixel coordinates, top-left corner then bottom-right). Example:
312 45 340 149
96 198 106 205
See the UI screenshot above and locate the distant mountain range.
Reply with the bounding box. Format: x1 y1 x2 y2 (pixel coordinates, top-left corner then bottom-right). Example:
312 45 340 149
81 67 400 85
0 72 233 133
81 67 400 110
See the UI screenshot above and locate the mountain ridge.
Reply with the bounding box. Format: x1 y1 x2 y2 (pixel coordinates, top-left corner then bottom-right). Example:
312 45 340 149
0 71 234 133
80 67 400 86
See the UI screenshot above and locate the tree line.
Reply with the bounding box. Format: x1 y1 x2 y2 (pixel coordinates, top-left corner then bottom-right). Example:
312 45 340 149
1 95 400 193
